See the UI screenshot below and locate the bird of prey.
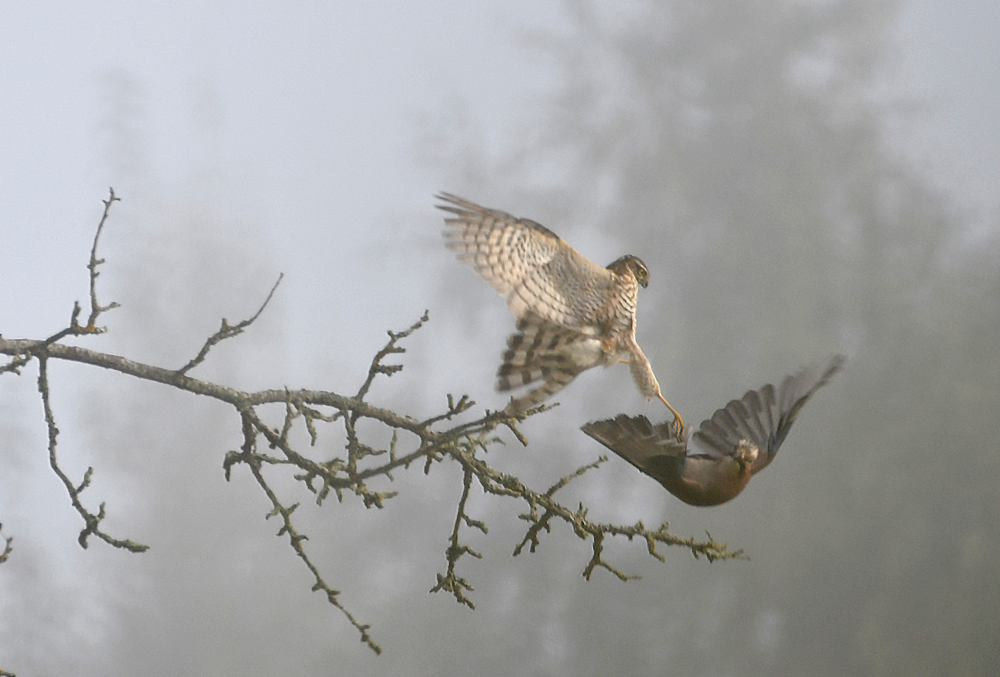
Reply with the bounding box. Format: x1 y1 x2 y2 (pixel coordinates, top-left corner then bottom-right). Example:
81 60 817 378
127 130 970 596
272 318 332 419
437 192 682 425
582 355 845 506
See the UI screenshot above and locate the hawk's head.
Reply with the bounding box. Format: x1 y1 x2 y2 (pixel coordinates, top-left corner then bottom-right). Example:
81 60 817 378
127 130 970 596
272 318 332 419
607 255 650 288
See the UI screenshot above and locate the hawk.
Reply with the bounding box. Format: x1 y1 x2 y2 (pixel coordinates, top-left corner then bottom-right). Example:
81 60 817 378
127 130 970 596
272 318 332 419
582 355 844 506
437 192 681 425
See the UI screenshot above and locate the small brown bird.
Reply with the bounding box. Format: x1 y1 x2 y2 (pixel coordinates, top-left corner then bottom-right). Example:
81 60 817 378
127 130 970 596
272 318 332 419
582 356 844 506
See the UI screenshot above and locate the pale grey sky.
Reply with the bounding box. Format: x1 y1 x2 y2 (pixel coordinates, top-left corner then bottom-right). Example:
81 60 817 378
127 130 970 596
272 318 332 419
892 0 1000 216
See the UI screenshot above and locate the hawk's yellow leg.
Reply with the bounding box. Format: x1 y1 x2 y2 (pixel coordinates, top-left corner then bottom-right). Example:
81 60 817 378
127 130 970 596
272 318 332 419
658 392 684 434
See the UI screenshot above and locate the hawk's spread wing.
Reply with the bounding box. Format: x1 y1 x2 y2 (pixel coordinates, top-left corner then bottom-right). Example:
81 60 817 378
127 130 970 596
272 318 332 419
437 193 615 330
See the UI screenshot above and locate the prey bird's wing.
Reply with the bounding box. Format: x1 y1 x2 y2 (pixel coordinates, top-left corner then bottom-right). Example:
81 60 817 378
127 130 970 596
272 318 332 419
691 355 845 474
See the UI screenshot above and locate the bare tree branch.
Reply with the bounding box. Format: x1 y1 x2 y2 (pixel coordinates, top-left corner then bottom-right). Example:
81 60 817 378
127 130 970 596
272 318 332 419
1 190 745 655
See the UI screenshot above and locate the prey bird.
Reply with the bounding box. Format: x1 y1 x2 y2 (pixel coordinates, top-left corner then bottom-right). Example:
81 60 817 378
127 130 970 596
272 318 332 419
582 356 845 506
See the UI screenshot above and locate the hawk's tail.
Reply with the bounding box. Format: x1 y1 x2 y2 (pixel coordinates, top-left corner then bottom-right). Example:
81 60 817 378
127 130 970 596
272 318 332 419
496 318 592 414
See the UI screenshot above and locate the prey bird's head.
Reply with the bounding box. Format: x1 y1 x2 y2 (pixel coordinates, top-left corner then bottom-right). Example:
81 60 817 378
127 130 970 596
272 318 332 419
734 439 759 472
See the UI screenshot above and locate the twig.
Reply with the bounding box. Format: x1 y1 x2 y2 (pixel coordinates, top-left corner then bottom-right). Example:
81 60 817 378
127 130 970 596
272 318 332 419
430 464 484 608
419 393 475 427
176 273 284 375
84 188 122 330
0 523 12 565
355 310 428 401
43 188 121 345
36 356 148 552
1 352 31 376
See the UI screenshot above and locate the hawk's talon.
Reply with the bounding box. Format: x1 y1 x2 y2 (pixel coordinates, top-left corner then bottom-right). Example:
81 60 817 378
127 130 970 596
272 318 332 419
658 392 684 437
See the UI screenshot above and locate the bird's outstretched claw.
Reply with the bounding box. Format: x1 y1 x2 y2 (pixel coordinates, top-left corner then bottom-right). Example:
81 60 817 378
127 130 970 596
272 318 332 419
657 392 684 436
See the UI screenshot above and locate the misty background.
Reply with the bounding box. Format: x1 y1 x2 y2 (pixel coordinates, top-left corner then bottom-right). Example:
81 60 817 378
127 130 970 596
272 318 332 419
2 1 998 675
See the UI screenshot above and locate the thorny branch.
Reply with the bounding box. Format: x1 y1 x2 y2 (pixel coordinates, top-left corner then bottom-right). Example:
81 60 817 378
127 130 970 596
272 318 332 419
0 190 744 656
